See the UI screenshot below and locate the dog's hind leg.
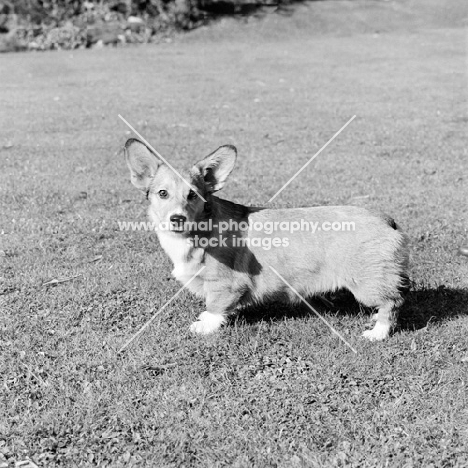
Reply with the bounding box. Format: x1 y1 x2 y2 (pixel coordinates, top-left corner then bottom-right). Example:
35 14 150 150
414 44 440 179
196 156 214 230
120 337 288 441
362 272 409 340
362 301 400 341
348 273 407 341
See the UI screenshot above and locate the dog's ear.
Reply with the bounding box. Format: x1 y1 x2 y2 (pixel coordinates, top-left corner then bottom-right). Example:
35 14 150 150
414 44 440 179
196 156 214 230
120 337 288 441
124 139 162 192
192 145 237 193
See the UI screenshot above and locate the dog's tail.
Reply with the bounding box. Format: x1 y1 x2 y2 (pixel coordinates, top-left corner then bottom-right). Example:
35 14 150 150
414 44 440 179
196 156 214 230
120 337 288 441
382 214 399 231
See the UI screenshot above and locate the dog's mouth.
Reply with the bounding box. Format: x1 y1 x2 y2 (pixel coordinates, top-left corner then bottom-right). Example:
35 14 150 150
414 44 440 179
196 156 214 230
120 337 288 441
169 222 186 233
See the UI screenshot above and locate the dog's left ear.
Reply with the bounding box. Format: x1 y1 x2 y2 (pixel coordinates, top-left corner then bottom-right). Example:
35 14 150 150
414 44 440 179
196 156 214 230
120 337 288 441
192 145 237 193
124 138 162 192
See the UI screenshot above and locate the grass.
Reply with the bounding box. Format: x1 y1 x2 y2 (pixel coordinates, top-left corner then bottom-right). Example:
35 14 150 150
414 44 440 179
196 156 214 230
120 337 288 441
1 0 468 466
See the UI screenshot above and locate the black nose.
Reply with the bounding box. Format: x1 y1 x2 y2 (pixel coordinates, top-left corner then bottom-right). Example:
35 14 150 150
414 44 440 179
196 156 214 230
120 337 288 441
170 214 187 224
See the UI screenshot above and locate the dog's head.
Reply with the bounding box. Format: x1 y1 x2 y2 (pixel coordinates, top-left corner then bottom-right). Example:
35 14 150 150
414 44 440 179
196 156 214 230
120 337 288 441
125 139 237 234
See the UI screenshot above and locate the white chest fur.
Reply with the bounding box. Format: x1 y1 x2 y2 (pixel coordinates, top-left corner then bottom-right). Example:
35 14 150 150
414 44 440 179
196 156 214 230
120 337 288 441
157 231 205 297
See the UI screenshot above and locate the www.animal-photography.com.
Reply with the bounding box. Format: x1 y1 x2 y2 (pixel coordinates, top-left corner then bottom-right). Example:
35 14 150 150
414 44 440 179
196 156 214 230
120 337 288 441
1 0 467 466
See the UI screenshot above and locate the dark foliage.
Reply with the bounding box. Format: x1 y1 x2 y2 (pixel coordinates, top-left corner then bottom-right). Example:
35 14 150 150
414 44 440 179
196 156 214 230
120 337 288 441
0 0 292 52
0 0 196 50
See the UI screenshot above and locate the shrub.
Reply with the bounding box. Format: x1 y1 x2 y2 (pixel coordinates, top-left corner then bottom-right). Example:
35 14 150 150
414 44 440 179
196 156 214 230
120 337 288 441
0 0 286 52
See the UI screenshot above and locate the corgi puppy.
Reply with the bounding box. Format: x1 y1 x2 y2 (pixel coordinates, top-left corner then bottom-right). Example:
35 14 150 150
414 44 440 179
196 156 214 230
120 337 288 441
125 139 409 341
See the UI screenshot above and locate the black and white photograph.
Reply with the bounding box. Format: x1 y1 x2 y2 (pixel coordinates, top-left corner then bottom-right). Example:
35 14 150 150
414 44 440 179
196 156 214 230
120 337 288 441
1 0 467 466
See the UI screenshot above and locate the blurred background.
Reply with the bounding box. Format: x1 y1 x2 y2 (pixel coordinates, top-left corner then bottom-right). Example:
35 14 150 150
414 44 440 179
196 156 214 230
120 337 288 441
1 0 466 52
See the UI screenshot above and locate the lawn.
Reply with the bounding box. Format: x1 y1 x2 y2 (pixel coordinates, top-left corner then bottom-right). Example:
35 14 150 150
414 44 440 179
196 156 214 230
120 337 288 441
1 0 467 466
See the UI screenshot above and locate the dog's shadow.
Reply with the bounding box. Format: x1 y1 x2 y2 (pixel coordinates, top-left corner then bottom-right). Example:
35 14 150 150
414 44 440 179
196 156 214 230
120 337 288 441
235 286 468 332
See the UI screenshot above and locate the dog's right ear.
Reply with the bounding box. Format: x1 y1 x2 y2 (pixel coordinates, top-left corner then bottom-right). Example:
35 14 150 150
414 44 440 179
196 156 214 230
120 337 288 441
124 139 162 192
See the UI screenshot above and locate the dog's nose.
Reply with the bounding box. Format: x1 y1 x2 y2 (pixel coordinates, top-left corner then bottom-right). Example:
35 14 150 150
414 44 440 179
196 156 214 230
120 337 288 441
170 214 187 224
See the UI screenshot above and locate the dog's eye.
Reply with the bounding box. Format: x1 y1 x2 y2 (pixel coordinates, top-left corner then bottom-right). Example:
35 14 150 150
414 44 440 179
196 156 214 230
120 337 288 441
158 190 168 199
188 190 198 201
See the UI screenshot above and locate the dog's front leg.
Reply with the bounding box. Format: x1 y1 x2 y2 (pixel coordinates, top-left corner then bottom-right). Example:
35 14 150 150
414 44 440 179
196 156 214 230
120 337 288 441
189 284 239 335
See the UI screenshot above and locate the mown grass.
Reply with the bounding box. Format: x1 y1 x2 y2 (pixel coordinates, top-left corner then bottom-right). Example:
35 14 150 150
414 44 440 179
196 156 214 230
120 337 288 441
1 1 468 466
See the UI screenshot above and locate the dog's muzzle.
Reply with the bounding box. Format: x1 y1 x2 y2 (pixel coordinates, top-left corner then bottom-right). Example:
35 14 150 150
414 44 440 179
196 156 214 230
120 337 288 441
169 214 187 232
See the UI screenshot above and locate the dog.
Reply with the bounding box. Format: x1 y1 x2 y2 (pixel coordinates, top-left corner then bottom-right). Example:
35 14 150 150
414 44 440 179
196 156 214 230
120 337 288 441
124 138 410 341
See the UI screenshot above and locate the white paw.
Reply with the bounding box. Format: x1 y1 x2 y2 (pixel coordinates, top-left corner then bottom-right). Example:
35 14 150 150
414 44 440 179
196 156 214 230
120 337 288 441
362 322 390 341
189 311 225 335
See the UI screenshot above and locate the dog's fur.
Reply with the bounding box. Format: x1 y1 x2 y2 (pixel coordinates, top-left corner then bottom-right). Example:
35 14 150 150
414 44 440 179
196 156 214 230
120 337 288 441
125 139 410 340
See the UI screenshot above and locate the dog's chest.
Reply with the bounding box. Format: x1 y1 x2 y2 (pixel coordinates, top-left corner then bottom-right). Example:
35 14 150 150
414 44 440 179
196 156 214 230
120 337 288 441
157 233 205 296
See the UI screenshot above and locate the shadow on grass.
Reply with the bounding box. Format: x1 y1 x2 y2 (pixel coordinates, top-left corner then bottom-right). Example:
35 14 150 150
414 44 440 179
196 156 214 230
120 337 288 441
235 286 468 332
399 286 468 332
234 290 364 326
